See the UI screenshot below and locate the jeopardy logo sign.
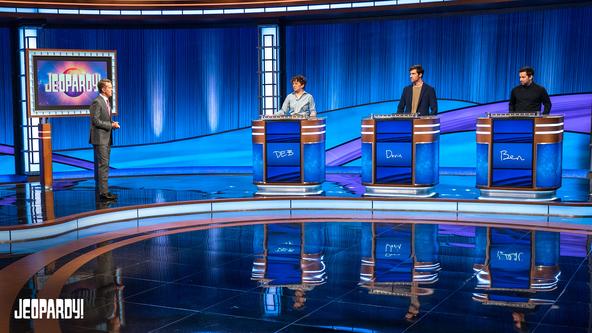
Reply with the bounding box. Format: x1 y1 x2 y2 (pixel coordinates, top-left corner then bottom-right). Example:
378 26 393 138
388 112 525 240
13 299 84 320
35 59 107 107
43 70 101 96
26 49 117 117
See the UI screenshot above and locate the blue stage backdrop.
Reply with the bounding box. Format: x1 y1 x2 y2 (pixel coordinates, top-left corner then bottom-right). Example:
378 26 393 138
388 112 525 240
285 5 592 112
0 27 13 146
37 27 259 150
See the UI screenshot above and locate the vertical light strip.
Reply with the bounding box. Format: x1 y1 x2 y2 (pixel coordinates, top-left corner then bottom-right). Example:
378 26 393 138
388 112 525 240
258 25 280 116
18 26 40 174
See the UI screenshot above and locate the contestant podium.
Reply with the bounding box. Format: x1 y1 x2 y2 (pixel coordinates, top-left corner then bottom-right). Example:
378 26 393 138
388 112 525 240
476 113 563 201
361 114 439 197
252 115 325 196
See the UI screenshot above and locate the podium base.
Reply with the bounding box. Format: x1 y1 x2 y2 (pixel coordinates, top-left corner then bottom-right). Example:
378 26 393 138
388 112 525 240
478 189 558 202
364 186 436 198
255 184 324 196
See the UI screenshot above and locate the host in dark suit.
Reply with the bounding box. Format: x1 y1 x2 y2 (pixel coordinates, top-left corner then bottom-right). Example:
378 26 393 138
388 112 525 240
396 65 438 116
89 79 120 201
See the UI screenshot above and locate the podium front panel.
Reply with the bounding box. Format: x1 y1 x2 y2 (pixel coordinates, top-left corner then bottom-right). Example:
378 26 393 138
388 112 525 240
265 121 302 183
374 119 413 185
490 119 535 187
476 115 563 195
252 117 325 192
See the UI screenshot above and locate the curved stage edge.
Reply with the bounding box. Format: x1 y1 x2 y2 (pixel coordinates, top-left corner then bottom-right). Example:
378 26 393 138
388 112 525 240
1 196 592 245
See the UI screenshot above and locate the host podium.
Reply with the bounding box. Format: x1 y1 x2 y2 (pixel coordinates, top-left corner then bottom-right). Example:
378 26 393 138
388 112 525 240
252 116 325 196
361 114 440 197
476 113 563 201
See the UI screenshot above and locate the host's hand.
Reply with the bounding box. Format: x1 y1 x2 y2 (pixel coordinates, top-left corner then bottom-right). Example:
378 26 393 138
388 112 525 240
112 121 120 129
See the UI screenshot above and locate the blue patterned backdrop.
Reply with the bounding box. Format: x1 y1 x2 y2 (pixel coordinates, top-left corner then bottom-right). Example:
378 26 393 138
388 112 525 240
285 6 592 112
2 5 592 175
0 27 13 146
37 27 259 150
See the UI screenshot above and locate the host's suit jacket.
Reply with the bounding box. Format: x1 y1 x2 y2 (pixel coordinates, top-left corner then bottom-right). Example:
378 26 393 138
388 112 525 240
89 96 113 146
396 83 438 116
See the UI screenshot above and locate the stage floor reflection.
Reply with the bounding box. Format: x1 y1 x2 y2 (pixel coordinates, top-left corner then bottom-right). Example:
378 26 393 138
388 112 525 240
5 220 591 333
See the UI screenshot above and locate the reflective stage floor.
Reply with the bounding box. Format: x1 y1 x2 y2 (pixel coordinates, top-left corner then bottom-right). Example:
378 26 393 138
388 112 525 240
0 174 591 332
2 220 591 333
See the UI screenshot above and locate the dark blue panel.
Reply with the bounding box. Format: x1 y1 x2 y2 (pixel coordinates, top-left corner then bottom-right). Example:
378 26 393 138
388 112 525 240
266 143 300 166
492 120 534 134
490 228 532 290
266 224 301 285
266 121 301 135
375 225 413 282
376 167 412 184
489 294 530 302
266 166 301 182
376 142 412 167
376 120 412 134
492 143 533 169
376 133 412 142
266 121 301 144
492 133 534 143
492 169 533 187
266 134 300 143
267 224 301 254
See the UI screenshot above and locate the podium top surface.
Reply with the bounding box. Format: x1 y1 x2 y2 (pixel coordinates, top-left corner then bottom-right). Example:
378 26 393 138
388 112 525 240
368 114 438 120
482 113 563 119
258 115 325 121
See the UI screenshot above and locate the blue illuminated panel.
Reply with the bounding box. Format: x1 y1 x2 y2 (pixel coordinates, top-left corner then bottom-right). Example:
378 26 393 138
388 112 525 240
536 143 562 188
253 143 263 182
265 121 301 182
375 119 413 184
303 142 325 183
266 224 301 285
361 142 372 183
491 119 534 187
374 224 413 282
489 228 531 289
476 143 489 186
414 142 438 185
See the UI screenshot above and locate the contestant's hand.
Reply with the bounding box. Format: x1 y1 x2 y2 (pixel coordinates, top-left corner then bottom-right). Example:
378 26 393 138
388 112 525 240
112 121 120 129
309 112 317 119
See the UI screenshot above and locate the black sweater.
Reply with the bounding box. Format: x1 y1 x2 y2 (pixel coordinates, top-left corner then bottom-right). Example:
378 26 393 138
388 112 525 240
509 82 552 114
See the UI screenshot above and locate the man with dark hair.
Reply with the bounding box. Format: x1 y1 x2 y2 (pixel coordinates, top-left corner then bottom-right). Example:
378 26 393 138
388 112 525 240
397 65 438 115
278 75 317 118
509 66 552 114
89 78 120 201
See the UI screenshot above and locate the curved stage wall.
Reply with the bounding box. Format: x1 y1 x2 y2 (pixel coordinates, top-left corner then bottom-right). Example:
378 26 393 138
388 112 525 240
0 5 591 176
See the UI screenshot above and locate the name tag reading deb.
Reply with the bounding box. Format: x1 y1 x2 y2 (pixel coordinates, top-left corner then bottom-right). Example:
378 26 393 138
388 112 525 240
266 143 300 166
